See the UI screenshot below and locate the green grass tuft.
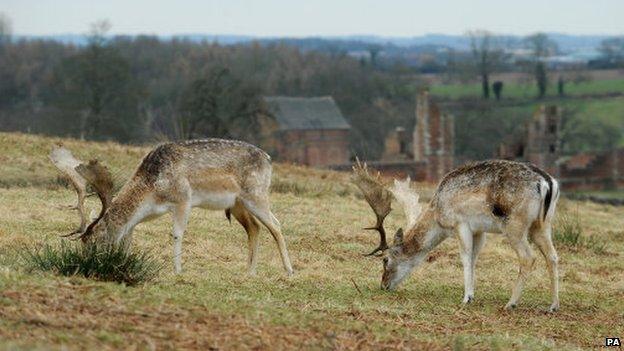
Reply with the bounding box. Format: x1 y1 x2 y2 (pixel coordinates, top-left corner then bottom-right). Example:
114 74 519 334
19 242 163 286
553 213 606 254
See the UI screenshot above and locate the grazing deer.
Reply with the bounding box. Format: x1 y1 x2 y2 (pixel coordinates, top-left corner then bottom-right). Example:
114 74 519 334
354 160 560 312
55 139 294 276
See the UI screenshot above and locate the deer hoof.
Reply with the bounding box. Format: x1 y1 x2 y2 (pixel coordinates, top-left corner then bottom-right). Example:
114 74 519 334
462 295 474 304
547 303 559 313
504 302 517 311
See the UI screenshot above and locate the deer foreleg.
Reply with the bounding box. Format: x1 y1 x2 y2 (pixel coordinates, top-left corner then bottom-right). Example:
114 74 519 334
171 201 191 274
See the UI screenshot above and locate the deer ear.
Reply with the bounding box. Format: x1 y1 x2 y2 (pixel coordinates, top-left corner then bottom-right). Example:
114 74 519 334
393 228 404 246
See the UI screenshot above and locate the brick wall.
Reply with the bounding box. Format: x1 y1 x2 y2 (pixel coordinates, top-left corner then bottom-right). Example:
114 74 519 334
274 129 350 167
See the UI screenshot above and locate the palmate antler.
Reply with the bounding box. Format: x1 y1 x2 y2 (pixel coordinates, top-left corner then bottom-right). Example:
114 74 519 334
49 146 89 237
74 160 115 242
351 159 392 256
389 177 422 230
49 146 115 241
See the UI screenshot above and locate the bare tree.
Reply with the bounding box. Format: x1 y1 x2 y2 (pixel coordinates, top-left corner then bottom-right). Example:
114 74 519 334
176 67 268 141
88 20 111 47
0 12 12 48
467 30 505 99
525 33 557 99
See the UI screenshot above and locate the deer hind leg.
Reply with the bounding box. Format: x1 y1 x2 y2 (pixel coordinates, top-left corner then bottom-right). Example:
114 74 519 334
457 224 476 303
505 222 536 310
230 201 260 276
241 197 294 276
171 201 191 274
530 223 560 312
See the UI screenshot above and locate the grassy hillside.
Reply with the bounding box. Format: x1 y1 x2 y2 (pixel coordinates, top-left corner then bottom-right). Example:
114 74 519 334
0 133 622 350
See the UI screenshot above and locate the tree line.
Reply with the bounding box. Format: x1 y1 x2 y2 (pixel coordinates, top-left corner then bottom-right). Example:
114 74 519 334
1 17 622 160
0 21 418 159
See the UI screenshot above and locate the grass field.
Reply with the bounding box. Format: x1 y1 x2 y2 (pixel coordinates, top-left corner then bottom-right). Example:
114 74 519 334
430 78 624 100
0 132 622 350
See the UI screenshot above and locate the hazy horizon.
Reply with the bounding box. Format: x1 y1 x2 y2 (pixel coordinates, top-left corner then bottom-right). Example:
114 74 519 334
3 0 624 37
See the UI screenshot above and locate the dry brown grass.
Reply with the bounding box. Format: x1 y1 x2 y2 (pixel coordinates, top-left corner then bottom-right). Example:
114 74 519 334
0 132 622 350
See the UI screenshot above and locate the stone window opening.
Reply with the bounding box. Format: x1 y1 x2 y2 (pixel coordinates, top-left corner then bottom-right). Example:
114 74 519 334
399 140 407 154
548 124 557 134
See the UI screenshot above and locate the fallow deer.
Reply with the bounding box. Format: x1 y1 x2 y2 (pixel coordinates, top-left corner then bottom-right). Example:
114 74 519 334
354 160 560 312
56 139 294 276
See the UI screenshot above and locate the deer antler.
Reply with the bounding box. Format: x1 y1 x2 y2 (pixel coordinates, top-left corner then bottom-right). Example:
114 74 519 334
351 159 392 256
49 145 89 237
75 160 114 242
389 177 422 230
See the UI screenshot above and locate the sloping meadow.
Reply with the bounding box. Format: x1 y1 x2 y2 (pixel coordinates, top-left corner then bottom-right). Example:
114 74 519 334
0 132 622 350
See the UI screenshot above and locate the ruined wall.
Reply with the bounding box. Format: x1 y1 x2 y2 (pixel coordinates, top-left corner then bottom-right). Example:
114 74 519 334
559 149 624 191
332 91 455 183
413 91 455 182
525 105 561 176
381 127 410 161
495 104 624 191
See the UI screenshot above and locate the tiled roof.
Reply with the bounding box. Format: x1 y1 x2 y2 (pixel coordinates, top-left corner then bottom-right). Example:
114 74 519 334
264 96 351 131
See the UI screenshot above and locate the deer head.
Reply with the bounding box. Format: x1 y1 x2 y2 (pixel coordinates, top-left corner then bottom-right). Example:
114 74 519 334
381 227 409 289
380 177 424 289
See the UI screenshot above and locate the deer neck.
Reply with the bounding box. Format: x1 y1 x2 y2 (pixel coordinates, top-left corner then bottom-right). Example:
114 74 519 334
403 208 449 257
105 178 154 240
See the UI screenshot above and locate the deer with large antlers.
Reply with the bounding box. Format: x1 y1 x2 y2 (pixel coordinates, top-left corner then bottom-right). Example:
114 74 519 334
53 139 294 276
354 160 560 312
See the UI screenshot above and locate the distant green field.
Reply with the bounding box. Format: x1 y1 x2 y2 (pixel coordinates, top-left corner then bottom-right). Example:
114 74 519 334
494 96 624 123
431 78 624 100
570 190 624 200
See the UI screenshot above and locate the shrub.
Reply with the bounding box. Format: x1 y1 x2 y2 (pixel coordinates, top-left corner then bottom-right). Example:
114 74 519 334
20 242 162 285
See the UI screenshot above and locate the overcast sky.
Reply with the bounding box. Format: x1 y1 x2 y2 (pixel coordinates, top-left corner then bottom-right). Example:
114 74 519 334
2 0 624 37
